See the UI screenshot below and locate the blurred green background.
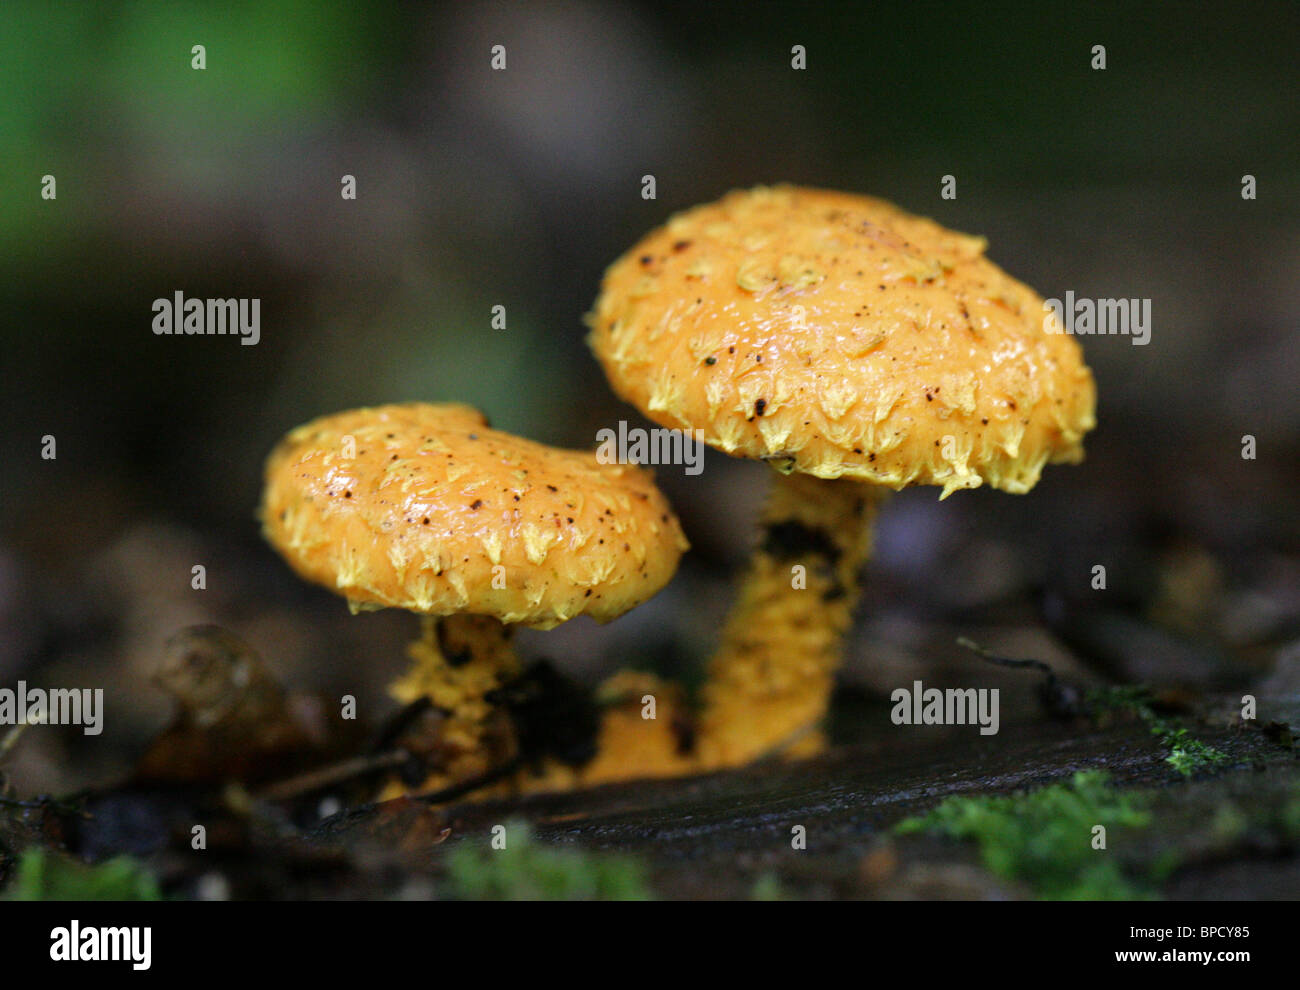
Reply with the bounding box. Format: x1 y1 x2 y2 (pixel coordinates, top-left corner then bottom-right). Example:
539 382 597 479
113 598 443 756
1 1 1296 792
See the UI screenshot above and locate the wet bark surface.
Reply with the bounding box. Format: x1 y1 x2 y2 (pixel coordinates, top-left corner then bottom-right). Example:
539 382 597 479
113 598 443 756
298 703 1298 900
5 673 1298 900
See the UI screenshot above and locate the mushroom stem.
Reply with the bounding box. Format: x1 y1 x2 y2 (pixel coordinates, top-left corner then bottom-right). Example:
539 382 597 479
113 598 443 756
388 613 521 754
697 472 883 768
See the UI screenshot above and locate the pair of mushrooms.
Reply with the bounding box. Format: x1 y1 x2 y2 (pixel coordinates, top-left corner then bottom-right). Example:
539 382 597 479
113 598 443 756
261 185 1096 792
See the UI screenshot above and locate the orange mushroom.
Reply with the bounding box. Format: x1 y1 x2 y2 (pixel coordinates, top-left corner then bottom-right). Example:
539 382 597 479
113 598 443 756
261 402 689 789
588 185 1097 767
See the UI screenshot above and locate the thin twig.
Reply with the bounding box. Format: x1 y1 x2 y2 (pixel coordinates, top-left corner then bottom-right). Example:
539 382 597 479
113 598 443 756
957 636 1059 678
0 794 91 818
957 636 1083 718
1 717 43 761
413 757 522 806
257 750 413 802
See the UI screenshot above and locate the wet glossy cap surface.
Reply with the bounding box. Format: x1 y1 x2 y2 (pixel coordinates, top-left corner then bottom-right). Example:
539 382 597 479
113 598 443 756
589 185 1096 496
262 403 688 627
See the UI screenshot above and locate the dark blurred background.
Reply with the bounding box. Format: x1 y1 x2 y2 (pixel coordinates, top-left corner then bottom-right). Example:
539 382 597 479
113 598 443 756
2 1 1296 793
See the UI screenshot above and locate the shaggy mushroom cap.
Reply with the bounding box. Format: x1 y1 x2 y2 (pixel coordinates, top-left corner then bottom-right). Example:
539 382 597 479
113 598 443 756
261 403 689 628
588 184 1097 496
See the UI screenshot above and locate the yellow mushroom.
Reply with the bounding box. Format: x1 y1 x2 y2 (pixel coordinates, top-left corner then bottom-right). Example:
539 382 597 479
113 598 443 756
260 401 689 790
588 184 1097 768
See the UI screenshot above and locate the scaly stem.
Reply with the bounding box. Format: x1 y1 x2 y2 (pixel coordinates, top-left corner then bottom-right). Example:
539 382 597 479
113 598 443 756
697 472 882 768
388 613 520 756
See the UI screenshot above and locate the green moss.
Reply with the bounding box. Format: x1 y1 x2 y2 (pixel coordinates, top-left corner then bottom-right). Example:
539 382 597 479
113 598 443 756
1159 726 1231 776
1084 684 1153 715
750 872 783 901
1209 801 1249 843
894 771 1155 899
5 848 161 901
446 821 651 901
1085 687 1231 777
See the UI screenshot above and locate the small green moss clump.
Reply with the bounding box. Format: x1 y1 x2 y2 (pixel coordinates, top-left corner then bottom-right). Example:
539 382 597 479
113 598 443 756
6 848 161 901
446 821 651 900
750 872 783 901
894 771 1155 899
1085 687 1231 777
1158 724 1232 777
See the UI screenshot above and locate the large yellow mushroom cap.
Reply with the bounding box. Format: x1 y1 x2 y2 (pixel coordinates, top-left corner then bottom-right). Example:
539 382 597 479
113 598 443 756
588 185 1097 496
261 403 689 628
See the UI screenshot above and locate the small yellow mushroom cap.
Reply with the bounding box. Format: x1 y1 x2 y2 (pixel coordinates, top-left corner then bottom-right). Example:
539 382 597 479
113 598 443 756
588 185 1097 497
261 403 689 628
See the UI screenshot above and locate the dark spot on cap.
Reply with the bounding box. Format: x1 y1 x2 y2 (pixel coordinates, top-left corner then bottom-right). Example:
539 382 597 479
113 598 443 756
754 398 767 417
469 500 482 511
